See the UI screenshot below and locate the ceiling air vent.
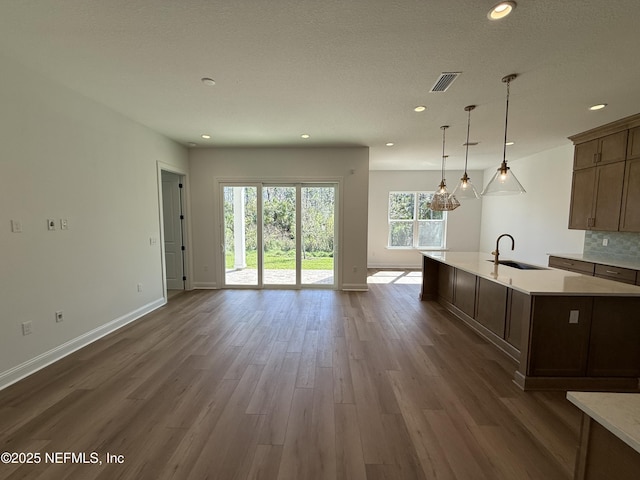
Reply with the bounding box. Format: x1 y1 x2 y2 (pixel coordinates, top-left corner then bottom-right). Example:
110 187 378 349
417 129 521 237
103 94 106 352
430 72 461 93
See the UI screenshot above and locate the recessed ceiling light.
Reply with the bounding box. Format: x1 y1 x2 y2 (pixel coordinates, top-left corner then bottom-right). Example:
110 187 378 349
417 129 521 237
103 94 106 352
488 1 516 20
201 134 211 139
386 142 395 147
589 103 607 111
187 142 197 147
201 77 216 86
414 105 427 112
301 133 310 139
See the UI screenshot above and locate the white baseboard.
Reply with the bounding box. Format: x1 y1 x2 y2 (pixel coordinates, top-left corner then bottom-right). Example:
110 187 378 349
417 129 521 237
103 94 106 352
342 283 369 291
367 263 422 269
0 298 166 391
192 282 219 289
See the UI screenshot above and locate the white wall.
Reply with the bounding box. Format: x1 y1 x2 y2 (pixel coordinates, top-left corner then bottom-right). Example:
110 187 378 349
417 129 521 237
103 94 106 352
189 147 369 290
0 55 188 388
479 144 584 265
368 170 484 268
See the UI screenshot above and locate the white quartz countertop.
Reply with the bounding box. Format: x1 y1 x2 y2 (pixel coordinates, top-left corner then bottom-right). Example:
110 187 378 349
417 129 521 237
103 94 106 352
567 391 640 454
549 252 640 271
421 251 640 296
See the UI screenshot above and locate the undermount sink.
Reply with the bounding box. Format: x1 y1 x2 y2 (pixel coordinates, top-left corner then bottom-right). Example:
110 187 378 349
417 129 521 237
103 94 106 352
487 260 548 270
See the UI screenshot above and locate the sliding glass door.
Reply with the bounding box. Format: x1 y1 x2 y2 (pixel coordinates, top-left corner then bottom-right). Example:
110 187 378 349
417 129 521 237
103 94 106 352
222 182 336 288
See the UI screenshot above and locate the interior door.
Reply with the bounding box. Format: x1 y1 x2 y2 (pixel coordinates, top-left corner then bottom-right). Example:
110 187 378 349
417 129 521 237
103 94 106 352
162 171 185 290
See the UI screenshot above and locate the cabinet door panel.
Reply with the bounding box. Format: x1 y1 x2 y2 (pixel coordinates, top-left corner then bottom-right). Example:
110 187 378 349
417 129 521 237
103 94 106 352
476 278 507 338
627 126 640 160
592 162 625 231
574 139 599 170
620 158 640 232
506 289 529 350
453 270 476 318
598 130 628 165
569 168 596 229
438 264 454 303
587 297 640 377
529 296 592 377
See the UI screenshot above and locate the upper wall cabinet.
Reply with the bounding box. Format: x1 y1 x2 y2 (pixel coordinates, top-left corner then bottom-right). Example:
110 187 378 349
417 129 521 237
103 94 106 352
620 128 640 231
573 131 628 170
568 114 640 232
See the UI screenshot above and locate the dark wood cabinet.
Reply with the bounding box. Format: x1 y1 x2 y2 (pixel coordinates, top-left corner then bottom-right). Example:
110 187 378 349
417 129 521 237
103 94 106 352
549 255 639 286
569 161 625 230
627 125 640 160
569 114 640 232
587 297 640 377
453 269 476 318
592 161 626 230
437 263 454 303
528 296 593 377
475 278 507 338
548 256 595 275
569 168 597 229
573 131 628 170
506 289 528 350
620 157 640 232
575 416 640 480
594 264 637 284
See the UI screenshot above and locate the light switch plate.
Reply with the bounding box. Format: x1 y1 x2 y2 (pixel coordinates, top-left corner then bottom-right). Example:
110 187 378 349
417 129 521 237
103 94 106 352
47 219 56 231
11 220 22 233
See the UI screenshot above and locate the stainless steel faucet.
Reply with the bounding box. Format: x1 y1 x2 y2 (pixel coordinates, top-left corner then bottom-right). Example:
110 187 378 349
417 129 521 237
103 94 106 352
492 234 514 265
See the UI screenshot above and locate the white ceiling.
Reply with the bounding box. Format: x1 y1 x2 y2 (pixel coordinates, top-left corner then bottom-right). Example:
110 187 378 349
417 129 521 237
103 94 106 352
1 0 639 171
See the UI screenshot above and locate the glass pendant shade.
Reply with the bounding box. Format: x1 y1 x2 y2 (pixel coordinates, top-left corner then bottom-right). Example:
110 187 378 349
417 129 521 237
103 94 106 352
452 172 480 199
482 160 526 195
430 179 461 211
452 105 480 200
481 74 526 196
429 125 460 211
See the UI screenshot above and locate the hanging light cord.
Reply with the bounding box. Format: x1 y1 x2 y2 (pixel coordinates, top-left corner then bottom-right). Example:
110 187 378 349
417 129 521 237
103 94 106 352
441 125 447 181
502 77 512 165
464 108 471 172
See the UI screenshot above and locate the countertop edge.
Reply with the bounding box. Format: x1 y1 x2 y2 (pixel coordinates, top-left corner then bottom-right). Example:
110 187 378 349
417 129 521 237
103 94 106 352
567 391 640 454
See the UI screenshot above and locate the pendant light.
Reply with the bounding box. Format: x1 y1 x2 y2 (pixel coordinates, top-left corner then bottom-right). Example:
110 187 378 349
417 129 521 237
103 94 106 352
452 105 480 200
481 74 526 196
429 125 461 211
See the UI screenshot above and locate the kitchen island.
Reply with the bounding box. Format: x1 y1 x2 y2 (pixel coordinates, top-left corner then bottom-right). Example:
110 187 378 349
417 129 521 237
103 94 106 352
568 391 640 479
421 251 640 391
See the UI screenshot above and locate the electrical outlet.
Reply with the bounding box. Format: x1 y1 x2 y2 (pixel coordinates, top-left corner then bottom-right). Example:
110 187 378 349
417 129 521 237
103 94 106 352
569 310 579 324
55 311 64 323
11 220 22 233
137 283 143 292
602 238 609 246
60 218 69 230
22 321 33 336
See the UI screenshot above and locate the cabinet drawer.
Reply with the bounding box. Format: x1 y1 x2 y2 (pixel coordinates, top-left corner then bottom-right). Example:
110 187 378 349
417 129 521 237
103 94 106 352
548 256 595 275
594 264 637 284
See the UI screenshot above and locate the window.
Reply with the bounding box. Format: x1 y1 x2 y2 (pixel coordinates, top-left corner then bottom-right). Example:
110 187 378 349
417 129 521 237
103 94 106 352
388 191 446 248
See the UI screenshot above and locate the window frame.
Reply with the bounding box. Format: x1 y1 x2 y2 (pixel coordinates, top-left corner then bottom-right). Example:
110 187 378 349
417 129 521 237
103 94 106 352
387 191 447 249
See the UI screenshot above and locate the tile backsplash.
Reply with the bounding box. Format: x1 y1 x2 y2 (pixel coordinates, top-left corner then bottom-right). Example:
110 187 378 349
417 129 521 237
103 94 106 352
584 231 640 260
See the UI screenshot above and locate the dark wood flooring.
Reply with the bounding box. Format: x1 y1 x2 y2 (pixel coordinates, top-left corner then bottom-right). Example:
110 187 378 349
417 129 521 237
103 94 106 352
0 274 582 479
